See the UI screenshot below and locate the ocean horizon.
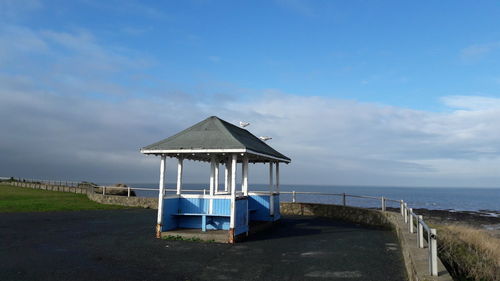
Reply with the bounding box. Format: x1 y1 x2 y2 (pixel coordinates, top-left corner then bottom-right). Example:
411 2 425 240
100 182 499 214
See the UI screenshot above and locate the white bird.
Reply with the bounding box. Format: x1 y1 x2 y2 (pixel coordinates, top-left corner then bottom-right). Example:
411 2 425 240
259 136 272 141
239 121 250 128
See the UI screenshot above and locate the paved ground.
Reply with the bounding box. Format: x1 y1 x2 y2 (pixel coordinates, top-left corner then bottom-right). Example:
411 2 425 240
0 209 406 281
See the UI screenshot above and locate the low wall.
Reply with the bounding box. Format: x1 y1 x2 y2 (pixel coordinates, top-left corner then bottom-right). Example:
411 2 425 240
281 202 452 281
87 192 158 209
7 181 88 194
280 202 392 228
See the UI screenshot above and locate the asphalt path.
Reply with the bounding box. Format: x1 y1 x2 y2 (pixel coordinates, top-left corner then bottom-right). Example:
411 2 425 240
0 209 406 281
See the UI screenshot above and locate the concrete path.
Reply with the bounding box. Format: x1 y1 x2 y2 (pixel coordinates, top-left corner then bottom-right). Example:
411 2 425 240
0 209 406 281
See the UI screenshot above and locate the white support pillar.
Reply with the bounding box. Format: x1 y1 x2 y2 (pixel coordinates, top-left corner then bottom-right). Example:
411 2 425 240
176 157 183 195
214 158 219 193
209 156 216 214
269 162 274 216
156 155 167 238
210 156 216 196
242 155 249 196
275 162 280 193
229 154 237 229
224 158 230 192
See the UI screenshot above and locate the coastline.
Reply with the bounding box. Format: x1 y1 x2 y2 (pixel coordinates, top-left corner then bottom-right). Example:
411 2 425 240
388 207 500 237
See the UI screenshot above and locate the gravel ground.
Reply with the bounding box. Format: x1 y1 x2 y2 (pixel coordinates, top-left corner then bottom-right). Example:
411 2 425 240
0 209 406 281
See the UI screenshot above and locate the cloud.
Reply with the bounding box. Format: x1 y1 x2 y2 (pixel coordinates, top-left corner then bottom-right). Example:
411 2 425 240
2 24 500 187
0 0 42 21
460 42 500 61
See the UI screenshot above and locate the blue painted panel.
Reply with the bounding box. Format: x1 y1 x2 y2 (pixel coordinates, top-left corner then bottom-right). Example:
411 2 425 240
206 217 230 230
248 194 281 222
249 194 272 221
212 199 230 215
179 197 209 214
273 194 281 221
161 197 179 231
177 215 230 230
177 216 203 229
235 199 249 235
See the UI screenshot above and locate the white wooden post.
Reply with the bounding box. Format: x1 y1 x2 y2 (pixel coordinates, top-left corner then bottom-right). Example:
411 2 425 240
224 158 230 192
127 186 131 197
400 200 404 216
381 196 385 211
404 203 408 223
209 156 215 214
229 154 237 229
275 162 280 193
409 208 414 233
242 155 248 196
176 157 183 195
269 162 274 216
417 215 424 248
156 155 167 238
430 229 438 276
292 191 296 203
214 158 219 193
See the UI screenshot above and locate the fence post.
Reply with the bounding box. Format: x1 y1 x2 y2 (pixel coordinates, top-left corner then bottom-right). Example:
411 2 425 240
102 186 105 195
429 228 438 276
381 196 385 211
417 215 424 248
127 186 131 197
400 200 404 216
342 193 346 206
409 208 414 233
404 203 408 223
292 191 296 203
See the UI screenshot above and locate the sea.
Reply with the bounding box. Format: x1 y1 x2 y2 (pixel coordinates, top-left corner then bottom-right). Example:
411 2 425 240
118 183 500 215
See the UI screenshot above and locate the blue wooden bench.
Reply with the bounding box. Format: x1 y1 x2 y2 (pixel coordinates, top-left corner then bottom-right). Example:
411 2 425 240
172 213 231 231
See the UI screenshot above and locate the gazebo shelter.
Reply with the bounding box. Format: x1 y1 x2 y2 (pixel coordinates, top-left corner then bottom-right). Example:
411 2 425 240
140 116 291 243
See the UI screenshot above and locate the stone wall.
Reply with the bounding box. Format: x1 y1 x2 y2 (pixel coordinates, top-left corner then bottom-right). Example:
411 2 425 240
280 202 393 229
87 192 158 209
7 181 88 194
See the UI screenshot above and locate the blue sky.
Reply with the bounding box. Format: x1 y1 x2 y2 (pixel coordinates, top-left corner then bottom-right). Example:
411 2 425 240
2 1 500 187
11 0 500 108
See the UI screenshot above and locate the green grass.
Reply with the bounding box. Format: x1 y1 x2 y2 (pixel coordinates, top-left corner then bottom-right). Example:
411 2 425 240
0 183 128 212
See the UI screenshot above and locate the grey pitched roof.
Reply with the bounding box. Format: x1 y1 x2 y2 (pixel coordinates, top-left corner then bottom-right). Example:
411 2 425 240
141 116 291 163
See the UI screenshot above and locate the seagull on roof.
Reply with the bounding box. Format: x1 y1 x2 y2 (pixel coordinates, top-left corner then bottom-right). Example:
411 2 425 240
259 136 272 141
239 121 250 128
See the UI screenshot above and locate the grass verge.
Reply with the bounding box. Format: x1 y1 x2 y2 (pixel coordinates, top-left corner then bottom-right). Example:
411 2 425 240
437 224 499 281
0 184 128 212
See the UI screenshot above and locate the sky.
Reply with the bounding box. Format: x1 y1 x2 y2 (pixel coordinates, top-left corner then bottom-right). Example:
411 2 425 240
1 0 500 188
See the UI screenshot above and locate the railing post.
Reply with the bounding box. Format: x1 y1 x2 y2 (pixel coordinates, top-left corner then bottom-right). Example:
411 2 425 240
381 196 385 211
404 203 408 223
102 186 105 195
409 208 414 233
292 191 296 203
342 193 346 206
417 215 424 248
400 200 404 216
127 186 131 197
429 228 438 276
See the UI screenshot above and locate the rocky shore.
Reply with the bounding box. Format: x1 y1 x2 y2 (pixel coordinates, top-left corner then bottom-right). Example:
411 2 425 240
388 207 500 237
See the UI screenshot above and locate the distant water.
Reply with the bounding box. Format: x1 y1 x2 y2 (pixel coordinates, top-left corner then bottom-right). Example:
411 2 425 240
119 183 499 214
